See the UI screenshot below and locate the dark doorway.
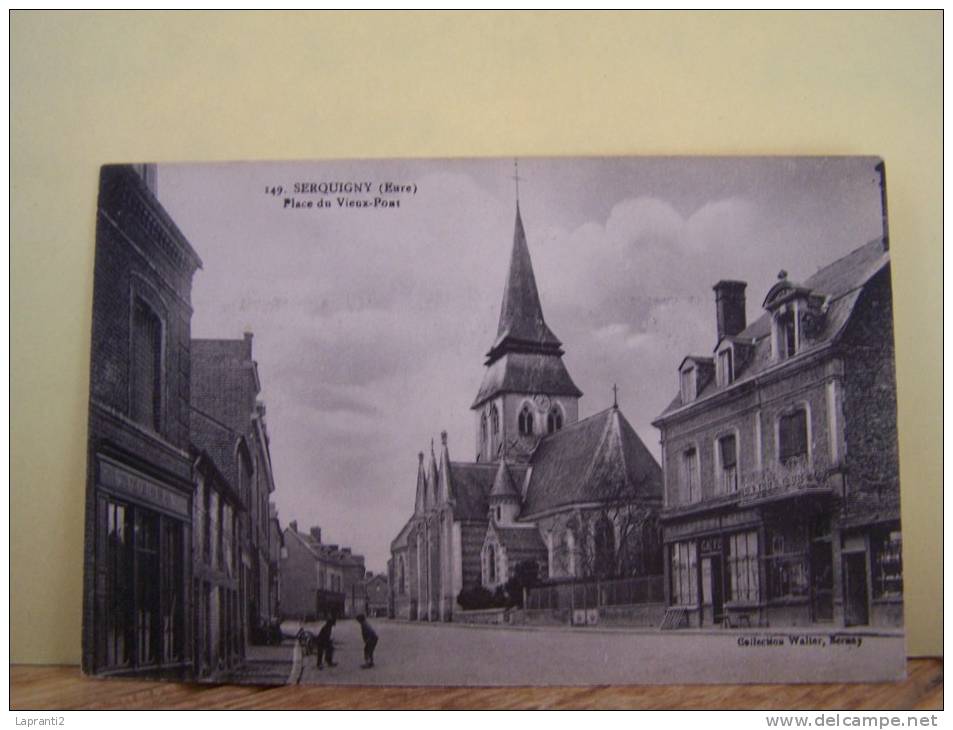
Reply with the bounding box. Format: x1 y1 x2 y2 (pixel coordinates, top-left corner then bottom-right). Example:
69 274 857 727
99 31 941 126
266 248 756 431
843 552 869 626
810 542 834 621
710 555 724 625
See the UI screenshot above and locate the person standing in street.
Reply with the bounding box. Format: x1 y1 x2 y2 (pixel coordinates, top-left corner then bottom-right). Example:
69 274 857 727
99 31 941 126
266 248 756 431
356 614 378 669
315 616 337 670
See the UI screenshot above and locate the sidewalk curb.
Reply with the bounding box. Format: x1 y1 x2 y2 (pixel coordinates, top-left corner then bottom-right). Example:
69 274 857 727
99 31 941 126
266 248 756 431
381 618 904 640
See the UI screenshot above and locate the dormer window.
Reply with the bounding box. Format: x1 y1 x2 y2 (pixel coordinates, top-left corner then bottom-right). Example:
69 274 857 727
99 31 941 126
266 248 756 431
718 347 734 386
778 310 798 359
680 367 696 404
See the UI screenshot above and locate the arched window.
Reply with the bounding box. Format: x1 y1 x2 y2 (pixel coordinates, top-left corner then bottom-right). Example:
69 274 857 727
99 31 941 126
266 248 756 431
547 406 563 434
487 545 496 583
564 530 575 576
489 404 500 437
518 403 534 436
594 516 616 578
398 556 405 595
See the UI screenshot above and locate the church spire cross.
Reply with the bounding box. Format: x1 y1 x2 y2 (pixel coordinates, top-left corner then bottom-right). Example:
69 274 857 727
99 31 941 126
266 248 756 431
512 159 523 207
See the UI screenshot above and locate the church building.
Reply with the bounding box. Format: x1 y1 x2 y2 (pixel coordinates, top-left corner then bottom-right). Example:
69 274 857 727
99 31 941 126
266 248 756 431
389 204 663 621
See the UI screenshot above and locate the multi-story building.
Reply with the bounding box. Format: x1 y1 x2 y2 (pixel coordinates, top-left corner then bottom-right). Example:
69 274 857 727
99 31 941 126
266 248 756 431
191 334 279 643
83 165 203 677
190 408 248 677
653 237 901 630
280 522 366 620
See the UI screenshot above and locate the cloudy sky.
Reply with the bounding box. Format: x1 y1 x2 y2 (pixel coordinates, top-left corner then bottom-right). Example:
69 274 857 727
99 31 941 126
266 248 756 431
157 157 885 572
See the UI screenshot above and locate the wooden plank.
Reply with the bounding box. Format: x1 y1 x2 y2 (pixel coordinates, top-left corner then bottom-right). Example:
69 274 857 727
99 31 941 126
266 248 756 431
10 660 942 710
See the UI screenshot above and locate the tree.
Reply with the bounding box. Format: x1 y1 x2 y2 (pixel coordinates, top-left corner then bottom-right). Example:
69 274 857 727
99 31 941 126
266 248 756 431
503 559 542 608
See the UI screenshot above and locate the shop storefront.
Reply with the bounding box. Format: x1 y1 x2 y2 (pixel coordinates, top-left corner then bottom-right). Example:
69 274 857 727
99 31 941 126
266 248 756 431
91 454 192 677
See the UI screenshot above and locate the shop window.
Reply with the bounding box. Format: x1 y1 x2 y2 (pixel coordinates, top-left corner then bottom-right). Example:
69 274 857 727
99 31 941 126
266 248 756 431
727 531 760 603
682 447 699 503
134 510 160 666
103 499 132 668
518 403 534 436
130 298 163 431
161 520 184 663
778 409 808 465
719 434 738 493
670 541 698 606
765 528 809 600
871 529 903 599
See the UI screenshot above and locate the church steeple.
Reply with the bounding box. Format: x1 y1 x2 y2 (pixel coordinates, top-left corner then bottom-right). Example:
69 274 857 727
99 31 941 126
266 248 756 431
486 206 563 365
472 202 582 462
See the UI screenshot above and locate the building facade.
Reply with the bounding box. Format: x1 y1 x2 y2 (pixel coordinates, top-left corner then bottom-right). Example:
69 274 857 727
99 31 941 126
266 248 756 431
280 522 366 620
389 205 663 621
190 408 248 677
83 165 203 677
363 572 390 617
653 238 902 630
191 334 280 643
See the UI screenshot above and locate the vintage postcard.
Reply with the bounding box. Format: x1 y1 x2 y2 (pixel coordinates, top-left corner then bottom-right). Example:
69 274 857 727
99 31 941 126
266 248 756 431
82 156 904 685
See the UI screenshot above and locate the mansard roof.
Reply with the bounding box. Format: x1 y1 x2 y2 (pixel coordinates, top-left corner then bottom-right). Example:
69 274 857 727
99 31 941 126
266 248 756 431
521 407 663 518
657 238 890 419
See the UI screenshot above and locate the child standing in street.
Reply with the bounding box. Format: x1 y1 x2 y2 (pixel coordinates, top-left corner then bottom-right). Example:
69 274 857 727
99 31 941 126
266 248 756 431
356 614 378 669
315 617 337 670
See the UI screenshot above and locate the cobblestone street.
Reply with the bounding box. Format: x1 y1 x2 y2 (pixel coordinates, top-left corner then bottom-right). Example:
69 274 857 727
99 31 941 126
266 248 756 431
292 618 905 686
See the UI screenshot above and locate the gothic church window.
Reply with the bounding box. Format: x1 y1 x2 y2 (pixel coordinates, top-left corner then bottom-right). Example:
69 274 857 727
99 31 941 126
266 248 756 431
489 404 499 435
594 516 616 577
487 545 496 583
547 406 563 434
518 403 534 436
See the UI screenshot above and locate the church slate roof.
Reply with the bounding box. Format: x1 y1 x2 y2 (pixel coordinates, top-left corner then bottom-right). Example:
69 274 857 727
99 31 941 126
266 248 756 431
493 524 547 557
473 208 582 409
489 460 520 499
521 407 663 518
657 238 889 419
472 352 583 408
490 206 563 357
447 462 530 521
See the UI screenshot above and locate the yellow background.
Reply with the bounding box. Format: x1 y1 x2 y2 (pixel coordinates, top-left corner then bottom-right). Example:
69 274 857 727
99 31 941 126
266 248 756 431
11 11 942 663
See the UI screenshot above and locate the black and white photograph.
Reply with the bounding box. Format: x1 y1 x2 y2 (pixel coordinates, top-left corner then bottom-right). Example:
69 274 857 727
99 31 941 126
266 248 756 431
81 156 904 687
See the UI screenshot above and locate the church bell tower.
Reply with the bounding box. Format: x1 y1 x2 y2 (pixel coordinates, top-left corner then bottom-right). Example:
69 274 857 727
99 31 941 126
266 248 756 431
471 203 582 462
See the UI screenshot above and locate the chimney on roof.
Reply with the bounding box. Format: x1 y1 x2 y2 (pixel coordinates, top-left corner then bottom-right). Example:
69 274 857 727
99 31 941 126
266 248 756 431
289 520 298 533
341 547 351 555
310 526 322 544
713 280 747 341
243 331 254 358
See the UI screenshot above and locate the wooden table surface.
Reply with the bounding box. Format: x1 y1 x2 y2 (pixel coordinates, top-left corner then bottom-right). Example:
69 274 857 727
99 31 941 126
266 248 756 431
10 660 943 710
